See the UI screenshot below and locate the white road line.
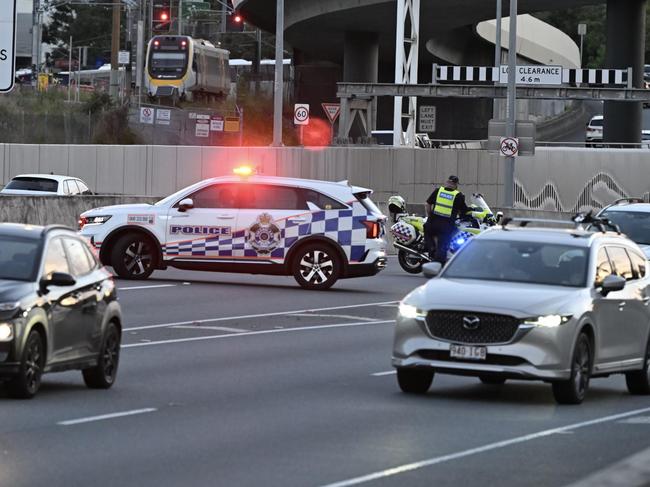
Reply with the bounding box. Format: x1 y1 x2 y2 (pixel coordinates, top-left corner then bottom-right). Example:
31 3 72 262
291 313 378 322
58 408 157 426
371 370 396 377
171 325 249 333
123 320 396 348
118 284 177 291
124 300 399 331
318 406 650 487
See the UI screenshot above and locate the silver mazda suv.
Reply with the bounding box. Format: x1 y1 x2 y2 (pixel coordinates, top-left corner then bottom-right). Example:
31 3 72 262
393 223 650 404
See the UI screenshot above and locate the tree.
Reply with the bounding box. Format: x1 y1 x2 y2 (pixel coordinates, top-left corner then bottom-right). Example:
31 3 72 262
536 6 650 68
42 3 120 69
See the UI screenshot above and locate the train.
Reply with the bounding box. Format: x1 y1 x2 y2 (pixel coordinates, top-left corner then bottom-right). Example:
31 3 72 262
145 35 230 101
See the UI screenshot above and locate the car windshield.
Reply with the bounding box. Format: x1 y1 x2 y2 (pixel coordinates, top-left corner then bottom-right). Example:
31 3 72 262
600 211 650 245
5 177 58 192
443 239 589 287
0 236 40 281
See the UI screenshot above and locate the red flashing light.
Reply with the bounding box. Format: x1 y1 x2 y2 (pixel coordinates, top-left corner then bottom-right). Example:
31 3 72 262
234 14 242 23
160 11 169 21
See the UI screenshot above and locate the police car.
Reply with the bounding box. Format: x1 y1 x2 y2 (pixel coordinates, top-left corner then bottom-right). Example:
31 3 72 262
79 169 388 290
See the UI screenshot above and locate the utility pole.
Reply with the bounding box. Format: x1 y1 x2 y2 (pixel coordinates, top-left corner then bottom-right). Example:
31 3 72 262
578 23 587 68
493 0 502 118
272 0 284 147
504 0 517 208
110 1 121 100
178 0 183 34
67 36 72 102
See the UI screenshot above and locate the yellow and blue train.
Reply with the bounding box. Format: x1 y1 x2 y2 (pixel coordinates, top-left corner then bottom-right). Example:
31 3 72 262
145 35 230 101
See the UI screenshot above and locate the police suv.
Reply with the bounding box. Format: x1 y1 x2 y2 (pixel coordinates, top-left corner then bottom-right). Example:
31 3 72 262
79 170 388 290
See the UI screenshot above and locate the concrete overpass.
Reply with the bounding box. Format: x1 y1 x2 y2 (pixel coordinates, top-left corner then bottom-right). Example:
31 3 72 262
236 0 647 143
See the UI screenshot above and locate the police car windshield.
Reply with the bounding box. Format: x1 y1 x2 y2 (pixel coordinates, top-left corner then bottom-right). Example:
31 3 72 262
443 240 589 287
0 236 40 281
600 211 650 245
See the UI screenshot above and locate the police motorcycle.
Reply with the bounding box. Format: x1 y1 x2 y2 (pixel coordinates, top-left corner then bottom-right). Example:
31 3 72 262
388 194 501 274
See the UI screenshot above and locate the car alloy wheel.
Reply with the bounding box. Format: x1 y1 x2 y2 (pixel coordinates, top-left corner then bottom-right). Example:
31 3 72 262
124 240 154 277
83 323 120 389
552 333 591 405
293 244 341 290
112 234 156 280
8 330 44 399
625 336 650 395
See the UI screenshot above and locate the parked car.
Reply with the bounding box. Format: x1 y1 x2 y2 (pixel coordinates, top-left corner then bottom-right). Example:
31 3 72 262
1 174 93 196
586 115 603 143
393 216 650 404
0 224 121 399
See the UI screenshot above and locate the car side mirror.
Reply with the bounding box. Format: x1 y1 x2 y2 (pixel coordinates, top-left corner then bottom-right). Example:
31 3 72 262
40 272 76 294
178 198 194 212
495 211 504 223
600 274 626 296
422 262 442 279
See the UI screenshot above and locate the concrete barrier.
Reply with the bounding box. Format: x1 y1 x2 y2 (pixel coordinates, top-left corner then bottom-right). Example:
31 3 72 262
0 195 156 229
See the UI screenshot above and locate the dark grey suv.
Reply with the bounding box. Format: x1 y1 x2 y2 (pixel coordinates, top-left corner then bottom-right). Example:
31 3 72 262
0 224 122 399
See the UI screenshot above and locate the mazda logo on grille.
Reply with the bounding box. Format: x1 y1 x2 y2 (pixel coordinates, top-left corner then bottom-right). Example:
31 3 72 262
462 315 481 330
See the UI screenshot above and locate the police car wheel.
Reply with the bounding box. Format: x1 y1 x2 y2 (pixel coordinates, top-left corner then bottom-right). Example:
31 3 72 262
112 234 156 280
293 244 341 290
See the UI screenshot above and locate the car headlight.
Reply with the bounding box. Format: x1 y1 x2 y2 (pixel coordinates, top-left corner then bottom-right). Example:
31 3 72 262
0 323 14 342
0 302 19 312
524 315 572 328
398 303 426 320
85 215 112 225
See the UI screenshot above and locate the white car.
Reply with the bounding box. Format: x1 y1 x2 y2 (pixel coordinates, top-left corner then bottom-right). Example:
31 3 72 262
1 174 93 196
79 170 388 290
586 115 603 143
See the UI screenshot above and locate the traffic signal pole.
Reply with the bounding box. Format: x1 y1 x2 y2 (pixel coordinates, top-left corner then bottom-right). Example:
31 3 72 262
110 1 121 99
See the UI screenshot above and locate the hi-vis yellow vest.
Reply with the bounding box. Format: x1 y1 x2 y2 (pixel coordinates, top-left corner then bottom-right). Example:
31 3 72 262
432 188 459 218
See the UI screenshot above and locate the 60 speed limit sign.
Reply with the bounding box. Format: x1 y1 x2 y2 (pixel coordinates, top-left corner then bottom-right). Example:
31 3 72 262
294 104 310 126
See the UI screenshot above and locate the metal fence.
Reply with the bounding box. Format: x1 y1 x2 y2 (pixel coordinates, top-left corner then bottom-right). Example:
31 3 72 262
0 110 97 144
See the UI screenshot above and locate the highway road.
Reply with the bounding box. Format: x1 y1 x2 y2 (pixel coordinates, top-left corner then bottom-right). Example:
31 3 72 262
2 259 650 487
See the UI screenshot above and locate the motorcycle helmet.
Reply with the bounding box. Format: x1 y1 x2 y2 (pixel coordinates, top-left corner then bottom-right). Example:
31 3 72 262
388 195 407 215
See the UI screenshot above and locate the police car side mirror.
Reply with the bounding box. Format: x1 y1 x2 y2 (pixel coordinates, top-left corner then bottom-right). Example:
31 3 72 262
178 198 194 212
496 211 504 223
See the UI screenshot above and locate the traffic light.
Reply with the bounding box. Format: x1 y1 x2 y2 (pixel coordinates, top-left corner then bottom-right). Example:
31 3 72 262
226 11 244 32
153 2 171 32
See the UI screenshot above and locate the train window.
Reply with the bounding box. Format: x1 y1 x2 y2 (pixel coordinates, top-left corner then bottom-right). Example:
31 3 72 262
151 52 187 72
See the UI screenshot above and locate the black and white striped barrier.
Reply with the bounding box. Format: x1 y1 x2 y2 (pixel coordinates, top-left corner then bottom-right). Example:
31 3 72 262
434 65 631 86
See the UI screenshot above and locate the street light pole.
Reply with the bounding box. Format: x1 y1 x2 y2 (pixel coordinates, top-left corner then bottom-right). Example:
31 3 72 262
272 0 284 147
110 1 121 100
504 0 517 208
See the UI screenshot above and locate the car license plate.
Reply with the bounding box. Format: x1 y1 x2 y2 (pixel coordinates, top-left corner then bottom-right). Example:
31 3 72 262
450 344 487 361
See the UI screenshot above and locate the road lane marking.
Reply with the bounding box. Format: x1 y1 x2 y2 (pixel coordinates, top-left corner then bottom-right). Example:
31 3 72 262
618 416 650 424
118 284 177 291
123 320 396 348
291 313 378 322
371 371 397 377
318 406 650 487
58 408 157 426
124 300 399 331
171 325 249 333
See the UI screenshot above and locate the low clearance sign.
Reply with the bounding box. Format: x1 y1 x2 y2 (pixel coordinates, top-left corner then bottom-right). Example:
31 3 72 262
0 0 17 93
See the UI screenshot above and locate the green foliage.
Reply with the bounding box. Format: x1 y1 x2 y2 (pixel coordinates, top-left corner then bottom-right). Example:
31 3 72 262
536 6 650 68
42 4 118 68
92 106 141 145
83 92 113 115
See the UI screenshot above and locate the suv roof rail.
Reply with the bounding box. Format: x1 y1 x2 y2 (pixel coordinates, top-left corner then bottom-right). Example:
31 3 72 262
602 197 646 211
501 211 621 234
41 225 75 236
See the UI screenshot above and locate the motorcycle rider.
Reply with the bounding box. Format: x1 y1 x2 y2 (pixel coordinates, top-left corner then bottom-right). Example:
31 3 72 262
424 175 473 265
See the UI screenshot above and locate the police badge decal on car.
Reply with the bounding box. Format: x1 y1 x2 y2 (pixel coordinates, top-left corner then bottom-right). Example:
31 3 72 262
247 213 282 255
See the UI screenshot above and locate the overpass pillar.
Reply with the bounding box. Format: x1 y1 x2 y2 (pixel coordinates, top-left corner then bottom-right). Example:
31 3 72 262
343 32 379 136
603 0 647 144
